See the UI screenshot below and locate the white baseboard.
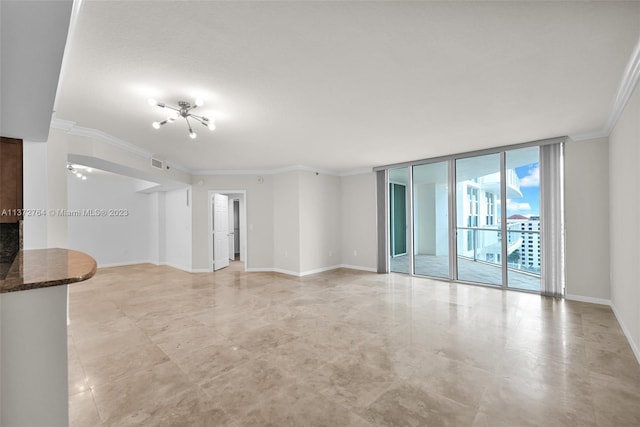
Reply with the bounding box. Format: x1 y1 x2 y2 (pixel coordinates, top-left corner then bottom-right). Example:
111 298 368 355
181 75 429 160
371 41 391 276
160 262 194 273
99 260 196 273
339 264 377 273
245 267 275 273
274 268 302 276
245 267 301 276
97 260 154 268
98 262 376 276
611 302 640 365
565 294 611 306
299 264 343 276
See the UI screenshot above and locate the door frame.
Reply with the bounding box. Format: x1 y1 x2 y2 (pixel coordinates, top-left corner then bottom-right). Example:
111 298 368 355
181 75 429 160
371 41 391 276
389 182 408 257
208 190 248 271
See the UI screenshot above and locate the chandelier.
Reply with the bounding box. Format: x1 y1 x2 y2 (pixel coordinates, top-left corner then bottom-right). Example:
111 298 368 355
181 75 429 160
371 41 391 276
148 98 215 139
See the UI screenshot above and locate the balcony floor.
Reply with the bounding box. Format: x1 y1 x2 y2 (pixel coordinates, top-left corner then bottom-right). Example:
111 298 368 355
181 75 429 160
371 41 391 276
391 254 540 291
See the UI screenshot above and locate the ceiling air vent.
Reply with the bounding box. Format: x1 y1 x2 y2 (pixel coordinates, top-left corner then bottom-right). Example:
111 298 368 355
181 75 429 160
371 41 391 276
150 158 164 170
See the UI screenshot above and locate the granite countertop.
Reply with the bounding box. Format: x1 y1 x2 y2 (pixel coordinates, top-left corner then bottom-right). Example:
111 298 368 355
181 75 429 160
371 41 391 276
0 248 97 293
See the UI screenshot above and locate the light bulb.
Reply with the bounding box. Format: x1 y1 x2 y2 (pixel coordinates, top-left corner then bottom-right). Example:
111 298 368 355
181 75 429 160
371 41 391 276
152 122 160 129
189 130 197 139
167 112 178 123
82 176 87 181
148 98 157 106
195 98 204 107
86 168 92 173
76 172 82 178
208 122 216 131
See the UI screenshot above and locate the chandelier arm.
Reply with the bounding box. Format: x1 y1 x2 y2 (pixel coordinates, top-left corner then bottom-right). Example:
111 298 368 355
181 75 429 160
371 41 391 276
189 115 207 125
188 112 208 121
159 104 180 112
185 116 195 133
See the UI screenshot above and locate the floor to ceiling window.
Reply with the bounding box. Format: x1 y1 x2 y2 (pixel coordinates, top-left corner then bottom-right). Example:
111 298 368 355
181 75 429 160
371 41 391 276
506 146 541 291
455 153 503 286
380 138 563 294
413 161 449 279
389 167 409 274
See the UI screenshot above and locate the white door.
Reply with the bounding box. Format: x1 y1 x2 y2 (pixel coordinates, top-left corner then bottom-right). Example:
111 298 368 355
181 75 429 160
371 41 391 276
213 193 230 271
228 198 235 260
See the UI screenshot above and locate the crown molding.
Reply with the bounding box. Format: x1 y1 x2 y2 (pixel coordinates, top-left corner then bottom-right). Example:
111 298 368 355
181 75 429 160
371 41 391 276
568 129 609 142
50 118 192 173
51 118 369 177
339 168 374 177
72 127 154 158
192 164 342 176
164 160 191 173
570 35 640 142
603 35 640 135
50 118 76 132
51 117 154 158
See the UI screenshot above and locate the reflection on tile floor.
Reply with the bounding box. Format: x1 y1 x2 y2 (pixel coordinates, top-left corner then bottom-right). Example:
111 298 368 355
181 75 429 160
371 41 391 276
391 254 540 290
68 262 640 426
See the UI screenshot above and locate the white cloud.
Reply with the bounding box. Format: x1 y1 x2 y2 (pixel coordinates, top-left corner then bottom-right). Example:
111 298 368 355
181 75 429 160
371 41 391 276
507 199 532 213
519 165 539 187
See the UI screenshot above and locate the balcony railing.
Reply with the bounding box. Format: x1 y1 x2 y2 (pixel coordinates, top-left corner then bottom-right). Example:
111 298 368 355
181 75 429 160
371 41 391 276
457 226 540 277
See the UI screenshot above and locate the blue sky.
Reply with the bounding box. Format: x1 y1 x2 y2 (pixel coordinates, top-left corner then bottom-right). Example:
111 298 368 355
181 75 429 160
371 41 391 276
510 163 540 216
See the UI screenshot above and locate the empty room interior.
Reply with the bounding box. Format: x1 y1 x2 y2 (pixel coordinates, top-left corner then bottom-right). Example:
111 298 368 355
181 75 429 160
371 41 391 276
2 1 640 425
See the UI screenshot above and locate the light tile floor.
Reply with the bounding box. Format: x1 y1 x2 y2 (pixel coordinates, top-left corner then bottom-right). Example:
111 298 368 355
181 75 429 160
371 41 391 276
68 262 640 426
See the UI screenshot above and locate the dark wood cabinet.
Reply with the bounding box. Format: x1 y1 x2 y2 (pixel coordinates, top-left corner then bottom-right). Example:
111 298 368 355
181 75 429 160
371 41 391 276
0 137 23 223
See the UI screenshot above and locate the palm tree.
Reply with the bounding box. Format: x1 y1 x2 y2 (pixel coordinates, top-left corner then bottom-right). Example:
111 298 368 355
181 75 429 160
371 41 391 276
507 249 520 265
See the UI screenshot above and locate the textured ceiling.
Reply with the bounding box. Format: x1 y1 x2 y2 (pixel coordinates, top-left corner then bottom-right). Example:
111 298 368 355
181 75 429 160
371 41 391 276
54 1 640 173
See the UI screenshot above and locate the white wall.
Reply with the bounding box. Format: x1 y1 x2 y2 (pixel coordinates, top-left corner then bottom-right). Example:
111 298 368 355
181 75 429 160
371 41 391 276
164 187 192 271
22 141 48 249
299 171 341 273
147 192 166 265
191 174 274 271
47 130 69 248
67 173 155 267
39 127 380 275
340 172 377 271
273 171 301 274
609 81 640 362
564 137 611 302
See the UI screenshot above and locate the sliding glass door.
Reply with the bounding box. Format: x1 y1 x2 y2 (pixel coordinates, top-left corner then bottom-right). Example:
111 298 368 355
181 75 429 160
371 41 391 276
413 162 449 279
389 167 409 274
455 154 503 285
382 140 560 294
506 147 541 291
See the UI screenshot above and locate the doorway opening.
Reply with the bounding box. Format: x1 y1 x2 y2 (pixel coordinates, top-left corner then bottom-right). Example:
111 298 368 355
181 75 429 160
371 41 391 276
208 190 247 271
